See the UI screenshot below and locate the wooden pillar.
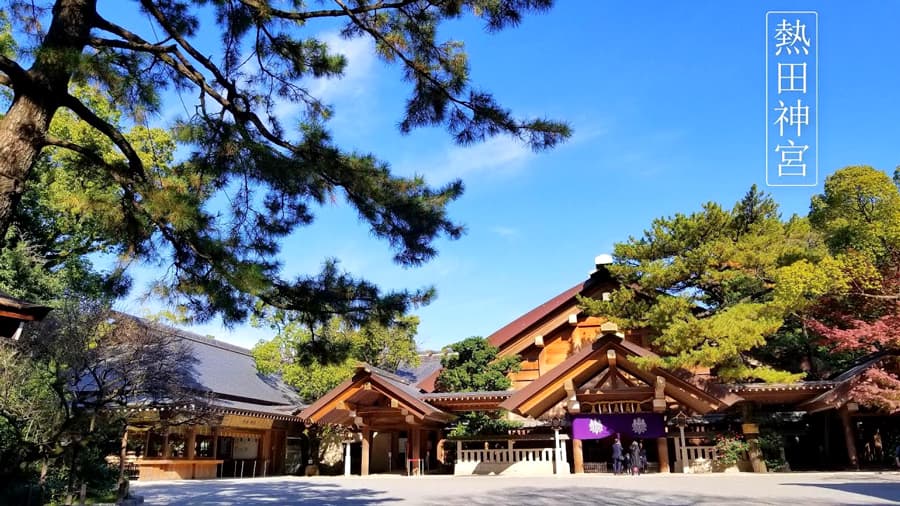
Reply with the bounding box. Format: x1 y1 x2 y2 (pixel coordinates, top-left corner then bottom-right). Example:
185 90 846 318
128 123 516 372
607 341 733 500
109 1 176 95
162 431 171 458
361 428 371 476
391 432 400 470
839 406 859 469
411 428 422 474
572 439 584 474
260 430 272 477
186 426 197 459
656 437 670 473
211 427 220 458
742 423 767 473
143 430 151 457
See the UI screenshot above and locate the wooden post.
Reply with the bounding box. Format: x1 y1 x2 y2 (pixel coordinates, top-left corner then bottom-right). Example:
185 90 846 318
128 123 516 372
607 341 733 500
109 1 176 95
361 428 371 476
839 406 859 469
411 428 421 474
742 423 767 473
572 439 584 474
260 430 272 477
162 432 171 458
186 426 196 459
391 432 400 470
656 437 669 473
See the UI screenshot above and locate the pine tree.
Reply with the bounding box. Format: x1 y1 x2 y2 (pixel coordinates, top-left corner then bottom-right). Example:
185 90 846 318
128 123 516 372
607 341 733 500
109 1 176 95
0 1 570 325
580 186 843 382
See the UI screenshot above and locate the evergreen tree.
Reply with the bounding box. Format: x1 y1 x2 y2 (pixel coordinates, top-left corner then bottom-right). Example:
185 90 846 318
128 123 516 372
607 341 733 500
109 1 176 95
0 0 570 326
252 313 420 402
580 186 844 382
434 336 520 437
434 336 520 392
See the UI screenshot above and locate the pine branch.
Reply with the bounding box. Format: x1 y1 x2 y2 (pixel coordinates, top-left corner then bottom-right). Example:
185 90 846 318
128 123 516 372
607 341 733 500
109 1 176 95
87 36 177 54
62 93 146 182
237 0 420 21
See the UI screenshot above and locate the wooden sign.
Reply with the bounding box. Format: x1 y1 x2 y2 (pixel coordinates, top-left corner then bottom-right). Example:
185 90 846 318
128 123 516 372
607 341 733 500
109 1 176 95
221 414 273 430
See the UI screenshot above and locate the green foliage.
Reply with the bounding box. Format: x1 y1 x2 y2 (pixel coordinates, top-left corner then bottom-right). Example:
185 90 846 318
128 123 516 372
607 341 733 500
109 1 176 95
252 313 420 403
581 186 838 382
758 432 787 471
447 411 521 438
0 0 570 328
435 336 521 392
810 166 900 266
435 336 521 437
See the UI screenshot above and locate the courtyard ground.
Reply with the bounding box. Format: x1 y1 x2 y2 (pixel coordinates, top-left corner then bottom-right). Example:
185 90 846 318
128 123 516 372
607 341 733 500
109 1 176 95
132 471 900 505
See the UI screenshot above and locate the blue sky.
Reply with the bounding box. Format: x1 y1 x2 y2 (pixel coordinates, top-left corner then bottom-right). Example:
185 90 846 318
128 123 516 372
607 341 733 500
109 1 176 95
107 1 900 351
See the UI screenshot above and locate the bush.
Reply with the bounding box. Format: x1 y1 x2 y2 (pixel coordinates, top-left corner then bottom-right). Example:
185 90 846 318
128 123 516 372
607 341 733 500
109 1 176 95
758 432 787 471
714 433 750 466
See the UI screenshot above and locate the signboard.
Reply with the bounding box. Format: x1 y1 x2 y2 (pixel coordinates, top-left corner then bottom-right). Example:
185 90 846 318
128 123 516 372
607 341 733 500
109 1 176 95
570 413 665 440
221 414 274 430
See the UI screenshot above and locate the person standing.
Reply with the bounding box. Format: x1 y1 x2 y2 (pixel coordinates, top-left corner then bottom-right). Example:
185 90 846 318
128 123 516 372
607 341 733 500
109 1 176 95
639 441 648 473
630 440 641 476
612 437 623 475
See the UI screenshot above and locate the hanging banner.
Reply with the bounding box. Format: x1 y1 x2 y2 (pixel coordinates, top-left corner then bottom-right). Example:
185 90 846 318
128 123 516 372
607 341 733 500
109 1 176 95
570 413 665 440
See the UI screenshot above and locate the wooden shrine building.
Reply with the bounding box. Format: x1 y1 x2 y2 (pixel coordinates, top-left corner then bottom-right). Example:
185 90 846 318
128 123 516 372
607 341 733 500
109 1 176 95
302 259 898 475
116 320 306 481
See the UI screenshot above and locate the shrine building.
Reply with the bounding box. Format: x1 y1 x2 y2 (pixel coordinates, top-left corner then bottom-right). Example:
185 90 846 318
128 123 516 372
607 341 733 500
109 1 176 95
300 257 898 476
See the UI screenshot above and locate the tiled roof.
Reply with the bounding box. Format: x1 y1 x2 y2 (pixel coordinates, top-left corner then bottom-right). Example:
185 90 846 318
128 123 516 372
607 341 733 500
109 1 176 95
117 314 304 410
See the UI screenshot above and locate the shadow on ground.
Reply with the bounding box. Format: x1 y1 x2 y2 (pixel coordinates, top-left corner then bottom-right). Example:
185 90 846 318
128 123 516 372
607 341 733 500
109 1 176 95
421 486 880 506
136 480 400 506
783 482 900 504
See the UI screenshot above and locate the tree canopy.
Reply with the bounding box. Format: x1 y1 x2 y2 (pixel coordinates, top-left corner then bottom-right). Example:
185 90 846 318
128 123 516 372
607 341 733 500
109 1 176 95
434 335 520 392
580 185 847 382
0 0 570 327
805 166 900 413
252 312 420 402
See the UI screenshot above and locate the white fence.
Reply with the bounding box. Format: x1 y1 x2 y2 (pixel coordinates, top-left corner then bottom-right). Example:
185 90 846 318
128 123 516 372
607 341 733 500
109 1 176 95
457 448 559 464
454 442 569 476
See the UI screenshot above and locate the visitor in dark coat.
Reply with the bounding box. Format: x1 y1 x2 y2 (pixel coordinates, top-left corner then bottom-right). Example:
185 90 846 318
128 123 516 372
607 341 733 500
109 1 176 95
612 437 623 474
629 440 641 475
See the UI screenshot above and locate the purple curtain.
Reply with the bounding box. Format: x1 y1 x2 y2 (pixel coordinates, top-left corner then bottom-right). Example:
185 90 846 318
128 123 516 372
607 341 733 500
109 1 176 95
570 413 665 440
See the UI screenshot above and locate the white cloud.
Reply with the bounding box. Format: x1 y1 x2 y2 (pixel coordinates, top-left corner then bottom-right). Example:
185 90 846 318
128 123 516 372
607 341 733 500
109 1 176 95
492 226 520 239
307 32 377 103
408 135 534 185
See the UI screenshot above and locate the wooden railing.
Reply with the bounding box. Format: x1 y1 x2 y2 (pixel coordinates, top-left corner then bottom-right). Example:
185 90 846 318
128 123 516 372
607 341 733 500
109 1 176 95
457 447 558 464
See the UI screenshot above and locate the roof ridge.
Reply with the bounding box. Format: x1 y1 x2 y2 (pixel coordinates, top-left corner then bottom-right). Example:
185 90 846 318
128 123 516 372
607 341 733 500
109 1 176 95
113 312 254 357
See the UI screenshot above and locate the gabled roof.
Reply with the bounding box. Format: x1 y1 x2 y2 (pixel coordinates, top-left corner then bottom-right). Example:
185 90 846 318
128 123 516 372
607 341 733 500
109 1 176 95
499 333 735 416
298 364 454 426
486 270 611 349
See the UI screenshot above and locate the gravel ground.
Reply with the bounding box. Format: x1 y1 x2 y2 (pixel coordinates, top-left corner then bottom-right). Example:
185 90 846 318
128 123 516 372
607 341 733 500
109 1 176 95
132 471 900 505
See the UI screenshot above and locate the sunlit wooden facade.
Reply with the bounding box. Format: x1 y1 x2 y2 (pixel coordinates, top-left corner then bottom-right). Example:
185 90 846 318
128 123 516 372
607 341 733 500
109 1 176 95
304 262 898 475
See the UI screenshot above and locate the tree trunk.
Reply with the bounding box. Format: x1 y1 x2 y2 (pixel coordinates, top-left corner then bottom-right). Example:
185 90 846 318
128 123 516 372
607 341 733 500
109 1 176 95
0 0 97 238
0 94 54 237
117 426 129 501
